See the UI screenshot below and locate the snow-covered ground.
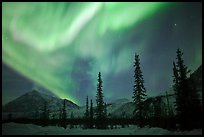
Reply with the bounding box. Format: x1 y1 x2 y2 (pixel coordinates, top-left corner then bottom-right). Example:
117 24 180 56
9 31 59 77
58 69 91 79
2 122 202 135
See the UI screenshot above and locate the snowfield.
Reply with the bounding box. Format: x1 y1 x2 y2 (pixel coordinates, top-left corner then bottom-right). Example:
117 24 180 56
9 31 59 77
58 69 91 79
2 122 202 135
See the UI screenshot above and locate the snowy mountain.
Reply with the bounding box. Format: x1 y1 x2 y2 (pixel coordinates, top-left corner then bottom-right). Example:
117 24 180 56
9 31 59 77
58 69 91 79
2 64 202 120
106 64 202 118
105 94 176 119
65 98 132 119
155 64 202 97
2 90 79 119
67 98 132 118
110 98 130 104
190 64 202 85
107 102 134 118
190 64 202 103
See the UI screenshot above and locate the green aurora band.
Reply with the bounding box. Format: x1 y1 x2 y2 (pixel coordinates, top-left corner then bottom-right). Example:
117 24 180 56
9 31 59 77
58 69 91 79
3 2 174 105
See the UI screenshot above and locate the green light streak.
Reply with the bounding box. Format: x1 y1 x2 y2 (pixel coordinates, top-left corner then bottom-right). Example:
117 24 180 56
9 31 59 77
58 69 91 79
99 2 168 35
2 2 170 105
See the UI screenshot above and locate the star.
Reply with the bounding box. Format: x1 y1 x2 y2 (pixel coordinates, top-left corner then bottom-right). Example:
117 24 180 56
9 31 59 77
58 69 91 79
174 23 177 26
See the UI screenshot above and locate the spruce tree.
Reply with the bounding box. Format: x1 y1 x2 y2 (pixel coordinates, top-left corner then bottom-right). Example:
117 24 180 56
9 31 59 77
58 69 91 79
132 53 147 128
70 112 74 129
8 113 12 121
90 99 94 128
42 101 48 120
84 96 89 129
61 99 67 129
95 72 105 129
59 107 62 120
35 108 39 120
173 48 201 130
153 97 162 127
85 96 89 119
41 101 49 126
165 91 175 129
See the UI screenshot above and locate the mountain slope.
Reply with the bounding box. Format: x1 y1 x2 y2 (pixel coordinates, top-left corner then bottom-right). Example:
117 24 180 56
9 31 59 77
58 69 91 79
190 64 202 103
2 90 79 119
3 64 202 120
108 64 202 118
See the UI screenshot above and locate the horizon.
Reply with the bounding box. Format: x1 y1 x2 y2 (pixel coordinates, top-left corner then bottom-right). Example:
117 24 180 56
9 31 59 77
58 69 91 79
2 62 201 107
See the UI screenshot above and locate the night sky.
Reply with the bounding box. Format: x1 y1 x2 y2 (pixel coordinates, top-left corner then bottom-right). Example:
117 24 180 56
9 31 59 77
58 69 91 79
2 2 202 106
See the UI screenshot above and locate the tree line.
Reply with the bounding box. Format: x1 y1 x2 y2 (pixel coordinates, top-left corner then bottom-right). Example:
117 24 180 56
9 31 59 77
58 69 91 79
5 48 201 131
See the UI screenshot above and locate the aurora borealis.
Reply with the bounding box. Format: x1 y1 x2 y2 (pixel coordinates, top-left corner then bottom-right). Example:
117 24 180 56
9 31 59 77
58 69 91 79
2 2 202 106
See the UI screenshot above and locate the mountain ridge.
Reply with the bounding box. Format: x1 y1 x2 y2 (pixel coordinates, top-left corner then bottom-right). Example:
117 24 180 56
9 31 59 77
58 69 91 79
2 64 202 119
2 90 79 114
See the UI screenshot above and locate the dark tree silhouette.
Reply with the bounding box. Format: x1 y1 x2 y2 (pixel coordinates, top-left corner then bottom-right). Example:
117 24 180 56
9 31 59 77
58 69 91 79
58 107 62 120
84 96 89 129
41 101 49 126
89 99 94 128
85 96 89 119
95 72 106 129
152 97 162 127
173 48 201 130
165 91 175 129
70 111 74 129
165 91 174 117
7 113 12 121
35 108 39 120
132 53 147 128
52 114 55 120
61 99 67 129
